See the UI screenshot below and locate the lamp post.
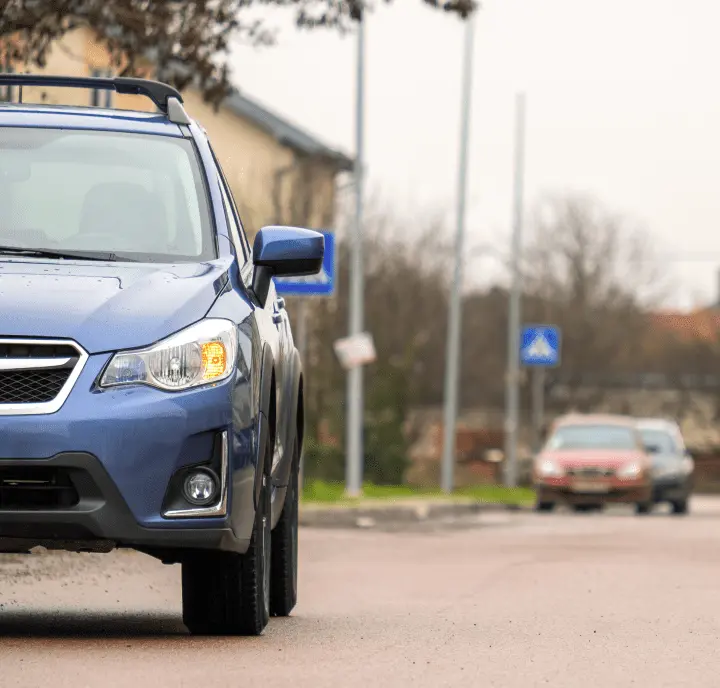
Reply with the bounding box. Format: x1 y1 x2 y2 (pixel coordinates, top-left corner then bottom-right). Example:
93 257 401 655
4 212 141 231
440 14 477 495
439 238 528 493
345 12 366 498
503 91 527 489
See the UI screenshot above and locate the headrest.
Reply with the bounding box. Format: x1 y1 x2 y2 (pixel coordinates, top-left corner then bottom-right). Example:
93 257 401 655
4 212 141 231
79 182 167 239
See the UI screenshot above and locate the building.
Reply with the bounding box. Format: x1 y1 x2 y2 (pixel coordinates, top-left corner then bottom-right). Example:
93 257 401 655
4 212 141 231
0 28 353 237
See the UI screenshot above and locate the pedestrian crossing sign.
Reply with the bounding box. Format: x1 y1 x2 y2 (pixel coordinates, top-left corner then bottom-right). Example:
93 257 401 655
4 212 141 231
520 325 561 367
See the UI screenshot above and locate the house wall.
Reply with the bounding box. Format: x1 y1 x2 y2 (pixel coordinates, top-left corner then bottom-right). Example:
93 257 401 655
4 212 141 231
1 29 340 238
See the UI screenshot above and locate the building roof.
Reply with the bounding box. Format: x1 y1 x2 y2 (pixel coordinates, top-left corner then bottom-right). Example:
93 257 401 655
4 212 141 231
224 90 354 172
650 309 720 343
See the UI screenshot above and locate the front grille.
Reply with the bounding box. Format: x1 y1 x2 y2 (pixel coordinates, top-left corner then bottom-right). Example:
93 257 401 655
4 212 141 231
0 339 83 408
0 343 78 359
0 369 72 403
0 467 79 510
567 466 615 478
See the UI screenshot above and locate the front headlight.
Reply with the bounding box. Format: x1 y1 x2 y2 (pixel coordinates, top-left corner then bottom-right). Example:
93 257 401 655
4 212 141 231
536 459 565 478
100 319 238 391
617 462 642 480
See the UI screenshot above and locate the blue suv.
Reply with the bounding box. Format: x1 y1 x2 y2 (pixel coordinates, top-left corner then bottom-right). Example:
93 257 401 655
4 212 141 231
0 74 324 636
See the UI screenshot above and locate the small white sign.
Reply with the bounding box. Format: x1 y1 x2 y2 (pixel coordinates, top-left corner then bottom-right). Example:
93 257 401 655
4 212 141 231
334 332 377 369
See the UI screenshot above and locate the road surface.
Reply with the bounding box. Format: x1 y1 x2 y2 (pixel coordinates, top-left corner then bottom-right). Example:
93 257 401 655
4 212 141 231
1 499 720 687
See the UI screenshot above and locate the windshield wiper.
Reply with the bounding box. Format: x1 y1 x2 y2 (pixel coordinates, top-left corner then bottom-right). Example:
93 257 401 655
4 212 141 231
0 246 125 262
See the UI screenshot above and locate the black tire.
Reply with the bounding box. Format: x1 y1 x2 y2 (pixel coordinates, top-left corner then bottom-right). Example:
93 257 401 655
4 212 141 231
671 499 689 515
635 502 652 515
182 434 272 636
535 501 555 512
270 439 299 617
573 504 593 513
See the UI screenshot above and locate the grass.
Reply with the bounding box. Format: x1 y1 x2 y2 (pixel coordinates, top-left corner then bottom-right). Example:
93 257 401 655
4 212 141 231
301 480 535 507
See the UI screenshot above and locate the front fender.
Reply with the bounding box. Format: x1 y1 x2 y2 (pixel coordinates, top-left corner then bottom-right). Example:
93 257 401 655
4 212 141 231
206 289 270 542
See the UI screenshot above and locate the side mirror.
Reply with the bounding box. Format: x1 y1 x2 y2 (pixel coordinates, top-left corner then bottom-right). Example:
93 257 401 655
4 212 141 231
645 444 661 455
251 226 324 306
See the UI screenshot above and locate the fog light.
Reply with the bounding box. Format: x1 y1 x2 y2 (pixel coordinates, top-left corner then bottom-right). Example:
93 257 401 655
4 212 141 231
183 470 218 506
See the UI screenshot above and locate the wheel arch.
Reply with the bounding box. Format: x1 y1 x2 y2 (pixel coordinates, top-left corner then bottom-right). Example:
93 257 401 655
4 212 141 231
296 373 304 463
254 343 276 512
270 347 303 529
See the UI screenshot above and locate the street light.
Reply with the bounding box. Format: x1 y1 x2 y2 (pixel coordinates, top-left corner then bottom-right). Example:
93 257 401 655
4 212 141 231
440 236 528 494
345 12 366 498
504 92 527 489
440 13 476 495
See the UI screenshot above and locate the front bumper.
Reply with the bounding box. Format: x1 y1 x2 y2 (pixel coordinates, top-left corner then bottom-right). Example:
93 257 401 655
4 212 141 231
535 477 651 505
652 475 692 503
0 353 256 555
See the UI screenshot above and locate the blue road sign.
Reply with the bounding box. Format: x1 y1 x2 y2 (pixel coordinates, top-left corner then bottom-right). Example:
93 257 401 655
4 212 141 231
274 231 335 296
520 324 561 367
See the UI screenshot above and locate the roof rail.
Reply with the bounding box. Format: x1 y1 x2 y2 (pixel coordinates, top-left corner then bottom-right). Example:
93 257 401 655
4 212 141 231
0 74 190 124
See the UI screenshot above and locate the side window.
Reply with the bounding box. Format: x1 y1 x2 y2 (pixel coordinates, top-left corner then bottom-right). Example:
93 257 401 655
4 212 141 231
222 178 252 259
217 178 247 261
209 149 252 260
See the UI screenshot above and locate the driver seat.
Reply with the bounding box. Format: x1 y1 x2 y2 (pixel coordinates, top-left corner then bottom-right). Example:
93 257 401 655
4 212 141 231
79 182 167 247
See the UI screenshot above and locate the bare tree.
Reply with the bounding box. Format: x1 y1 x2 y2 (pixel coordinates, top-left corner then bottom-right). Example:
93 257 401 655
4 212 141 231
520 194 665 407
303 206 451 451
523 194 665 310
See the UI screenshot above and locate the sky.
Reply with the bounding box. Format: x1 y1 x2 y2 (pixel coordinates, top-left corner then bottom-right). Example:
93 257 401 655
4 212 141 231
230 0 720 310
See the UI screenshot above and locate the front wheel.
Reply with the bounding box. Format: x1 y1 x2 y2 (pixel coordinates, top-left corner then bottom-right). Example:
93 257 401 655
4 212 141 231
671 499 689 515
535 501 555 512
635 502 652 515
270 438 299 617
182 434 273 636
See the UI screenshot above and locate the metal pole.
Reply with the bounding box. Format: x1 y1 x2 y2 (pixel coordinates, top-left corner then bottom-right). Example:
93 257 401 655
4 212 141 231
531 367 545 454
503 92 526 488
441 15 476 494
345 13 366 498
296 299 308 490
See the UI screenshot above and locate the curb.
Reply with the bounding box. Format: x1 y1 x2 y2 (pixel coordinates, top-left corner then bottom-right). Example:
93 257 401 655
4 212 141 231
299 501 528 529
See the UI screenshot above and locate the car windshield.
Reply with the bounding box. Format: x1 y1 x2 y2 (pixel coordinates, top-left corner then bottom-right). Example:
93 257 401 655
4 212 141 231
546 424 638 450
639 428 678 454
0 127 214 263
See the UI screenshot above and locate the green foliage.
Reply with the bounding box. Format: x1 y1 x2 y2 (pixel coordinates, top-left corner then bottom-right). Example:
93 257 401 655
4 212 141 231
362 362 411 485
301 480 536 506
301 437 345 482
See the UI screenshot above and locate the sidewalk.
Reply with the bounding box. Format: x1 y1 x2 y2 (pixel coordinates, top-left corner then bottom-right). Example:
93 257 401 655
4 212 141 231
299 497 528 529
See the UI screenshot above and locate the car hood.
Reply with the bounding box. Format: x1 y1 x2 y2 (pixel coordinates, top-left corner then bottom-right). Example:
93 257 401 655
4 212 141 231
540 449 649 469
0 257 235 353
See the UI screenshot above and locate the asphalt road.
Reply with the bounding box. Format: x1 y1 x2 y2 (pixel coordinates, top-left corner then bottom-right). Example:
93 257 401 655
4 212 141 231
1 499 720 687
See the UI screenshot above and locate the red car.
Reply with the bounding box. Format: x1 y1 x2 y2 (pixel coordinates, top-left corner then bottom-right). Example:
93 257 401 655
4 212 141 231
533 414 653 514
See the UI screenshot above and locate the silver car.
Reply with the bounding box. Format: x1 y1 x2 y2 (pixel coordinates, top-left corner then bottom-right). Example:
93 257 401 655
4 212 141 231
636 418 694 514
